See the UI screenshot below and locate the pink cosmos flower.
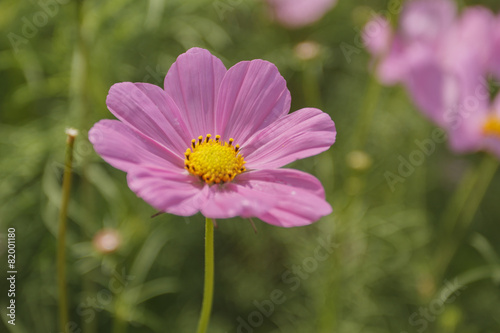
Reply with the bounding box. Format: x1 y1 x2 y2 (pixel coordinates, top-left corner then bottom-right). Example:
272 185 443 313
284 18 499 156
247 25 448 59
439 8 497 153
89 48 336 227
444 74 500 158
266 0 337 28
363 0 500 158
363 0 459 126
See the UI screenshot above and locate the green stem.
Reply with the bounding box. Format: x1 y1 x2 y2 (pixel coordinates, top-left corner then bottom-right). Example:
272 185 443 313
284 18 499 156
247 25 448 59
435 154 498 281
196 217 215 333
112 314 127 333
457 156 498 230
439 163 479 236
301 61 323 109
350 74 381 151
58 129 77 333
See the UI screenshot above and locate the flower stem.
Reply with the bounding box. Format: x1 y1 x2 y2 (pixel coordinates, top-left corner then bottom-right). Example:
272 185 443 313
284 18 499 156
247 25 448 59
196 217 215 333
435 154 498 281
350 74 381 150
58 128 78 333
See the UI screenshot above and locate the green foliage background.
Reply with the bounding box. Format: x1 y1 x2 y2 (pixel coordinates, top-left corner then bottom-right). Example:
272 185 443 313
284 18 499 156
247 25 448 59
1 0 500 332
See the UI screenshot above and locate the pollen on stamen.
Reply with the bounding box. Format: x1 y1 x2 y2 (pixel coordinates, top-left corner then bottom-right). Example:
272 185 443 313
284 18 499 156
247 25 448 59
184 134 246 185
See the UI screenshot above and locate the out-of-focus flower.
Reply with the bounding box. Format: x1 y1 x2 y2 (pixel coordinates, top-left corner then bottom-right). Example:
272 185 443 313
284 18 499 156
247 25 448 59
266 0 337 28
447 94 500 158
364 0 460 126
362 15 392 57
89 48 336 227
441 8 497 153
93 229 121 254
363 0 500 158
489 15 500 80
346 150 373 171
294 41 321 61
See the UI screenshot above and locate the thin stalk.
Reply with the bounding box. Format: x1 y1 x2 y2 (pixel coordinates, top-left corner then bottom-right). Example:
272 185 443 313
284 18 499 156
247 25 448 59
58 128 78 333
301 61 323 109
112 315 127 333
435 154 498 281
350 74 381 151
196 217 215 333
439 163 478 236
457 155 498 231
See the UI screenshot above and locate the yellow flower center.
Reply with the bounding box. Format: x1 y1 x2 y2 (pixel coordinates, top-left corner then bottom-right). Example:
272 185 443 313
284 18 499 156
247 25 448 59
483 116 500 138
184 134 246 184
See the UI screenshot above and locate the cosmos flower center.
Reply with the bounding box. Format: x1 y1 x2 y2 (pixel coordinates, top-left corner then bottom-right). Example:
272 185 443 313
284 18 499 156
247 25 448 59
184 134 246 184
483 116 500 138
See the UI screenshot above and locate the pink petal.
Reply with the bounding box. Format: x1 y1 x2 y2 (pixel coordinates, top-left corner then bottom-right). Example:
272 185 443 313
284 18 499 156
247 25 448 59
200 183 277 219
443 7 495 80
215 60 291 145
376 37 408 84
246 169 331 227
267 0 337 28
106 82 191 156
445 88 489 153
400 0 456 42
127 166 209 216
376 0 456 85
202 169 331 227
404 61 460 126
164 48 227 138
242 108 336 169
363 16 392 56
448 114 486 153
89 120 183 172
491 15 500 79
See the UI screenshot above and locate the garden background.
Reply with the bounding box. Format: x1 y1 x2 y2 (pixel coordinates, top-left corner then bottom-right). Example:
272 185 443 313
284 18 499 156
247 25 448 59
1 0 500 332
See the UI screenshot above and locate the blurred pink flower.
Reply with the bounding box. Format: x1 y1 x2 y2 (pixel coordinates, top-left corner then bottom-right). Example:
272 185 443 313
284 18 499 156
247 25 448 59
446 88 500 158
89 48 336 227
93 229 121 254
490 14 500 79
364 0 459 125
364 0 500 157
362 16 392 57
440 7 497 153
267 0 337 28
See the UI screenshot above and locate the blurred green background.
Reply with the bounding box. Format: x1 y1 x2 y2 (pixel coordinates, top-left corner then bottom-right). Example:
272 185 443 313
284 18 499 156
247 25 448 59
1 0 500 332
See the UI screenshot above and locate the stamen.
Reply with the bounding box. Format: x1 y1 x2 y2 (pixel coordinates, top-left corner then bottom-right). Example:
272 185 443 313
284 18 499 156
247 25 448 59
184 134 246 185
483 115 500 138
